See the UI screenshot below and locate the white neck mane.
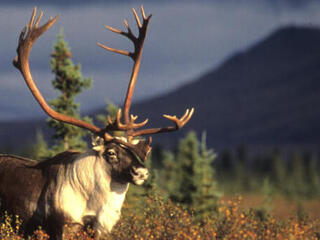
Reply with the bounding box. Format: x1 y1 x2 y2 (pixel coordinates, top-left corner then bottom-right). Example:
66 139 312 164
54 150 129 234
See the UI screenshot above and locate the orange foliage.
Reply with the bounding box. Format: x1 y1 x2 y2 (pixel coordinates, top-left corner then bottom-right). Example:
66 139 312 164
1 195 320 239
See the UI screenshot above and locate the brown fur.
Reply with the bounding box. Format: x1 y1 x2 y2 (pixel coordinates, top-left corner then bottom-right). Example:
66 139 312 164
0 152 79 238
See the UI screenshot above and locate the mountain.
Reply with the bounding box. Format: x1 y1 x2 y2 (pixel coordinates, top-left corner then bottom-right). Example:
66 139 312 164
1 25 320 151
126 25 320 148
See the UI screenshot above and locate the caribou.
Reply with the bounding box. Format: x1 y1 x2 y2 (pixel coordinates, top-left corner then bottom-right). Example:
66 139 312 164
0 6 194 239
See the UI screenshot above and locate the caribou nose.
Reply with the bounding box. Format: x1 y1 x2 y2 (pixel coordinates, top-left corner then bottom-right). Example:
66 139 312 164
131 167 149 185
140 170 149 179
132 167 149 179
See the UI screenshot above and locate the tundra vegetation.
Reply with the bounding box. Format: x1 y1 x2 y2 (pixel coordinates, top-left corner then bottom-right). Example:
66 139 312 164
1 10 320 240
1 131 320 239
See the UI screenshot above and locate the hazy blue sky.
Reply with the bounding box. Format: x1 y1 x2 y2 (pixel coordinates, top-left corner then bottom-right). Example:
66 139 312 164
1 0 320 120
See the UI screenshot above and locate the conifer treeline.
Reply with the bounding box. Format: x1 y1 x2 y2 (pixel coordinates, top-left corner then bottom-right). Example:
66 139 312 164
215 146 320 198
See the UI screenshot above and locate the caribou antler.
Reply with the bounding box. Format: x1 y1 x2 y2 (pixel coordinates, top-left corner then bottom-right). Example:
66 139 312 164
98 6 194 139
97 6 152 132
14 6 194 147
13 7 102 136
131 108 195 137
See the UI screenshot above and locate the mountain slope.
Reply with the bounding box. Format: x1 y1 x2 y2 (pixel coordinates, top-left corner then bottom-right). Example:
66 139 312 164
129 26 320 148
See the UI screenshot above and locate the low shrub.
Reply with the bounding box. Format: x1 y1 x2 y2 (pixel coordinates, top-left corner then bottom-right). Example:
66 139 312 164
1 195 319 239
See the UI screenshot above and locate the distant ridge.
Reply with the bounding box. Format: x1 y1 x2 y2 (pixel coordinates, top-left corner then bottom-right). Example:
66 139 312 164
1 25 320 151
129 25 320 148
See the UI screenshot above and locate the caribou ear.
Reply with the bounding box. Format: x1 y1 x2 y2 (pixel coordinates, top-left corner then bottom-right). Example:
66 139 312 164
91 135 105 152
130 137 152 162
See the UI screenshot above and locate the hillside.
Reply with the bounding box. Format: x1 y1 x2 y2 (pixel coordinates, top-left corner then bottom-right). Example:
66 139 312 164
1 25 320 151
128 26 320 148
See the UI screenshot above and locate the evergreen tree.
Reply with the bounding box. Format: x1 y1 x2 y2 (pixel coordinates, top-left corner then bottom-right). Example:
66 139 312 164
96 100 119 126
158 150 176 197
289 152 305 197
233 145 249 192
170 131 198 204
169 131 221 218
95 101 124 138
192 132 221 218
30 130 48 160
271 149 287 192
48 29 92 155
305 154 320 197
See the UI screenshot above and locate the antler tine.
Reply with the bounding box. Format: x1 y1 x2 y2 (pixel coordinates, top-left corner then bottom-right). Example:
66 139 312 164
105 109 149 132
123 6 152 124
140 5 147 20
130 108 195 137
29 7 37 29
14 7 102 136
163 108 194 127
97 41 131 57
35 11 44 28
97 18 137 60
98 5 151 132
132 8 142 28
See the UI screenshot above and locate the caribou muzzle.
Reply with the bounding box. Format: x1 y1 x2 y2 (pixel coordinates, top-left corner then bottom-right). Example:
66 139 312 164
130 166 149 185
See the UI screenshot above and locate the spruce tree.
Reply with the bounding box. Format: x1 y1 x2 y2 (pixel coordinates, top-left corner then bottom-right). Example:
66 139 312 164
305 154 320 197
159 150 176 197
48 29 92 154
30 130 48 160
95 101 124 138
170 131 198 204
234 145 248 191
289 152 306 197
170 131 221 218
271 149 287 192
192 132 221 218
96 100 119 126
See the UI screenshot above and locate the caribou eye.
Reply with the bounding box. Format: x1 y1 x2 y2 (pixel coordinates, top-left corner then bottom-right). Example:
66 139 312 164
105 149 118 164
107 149 116 156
